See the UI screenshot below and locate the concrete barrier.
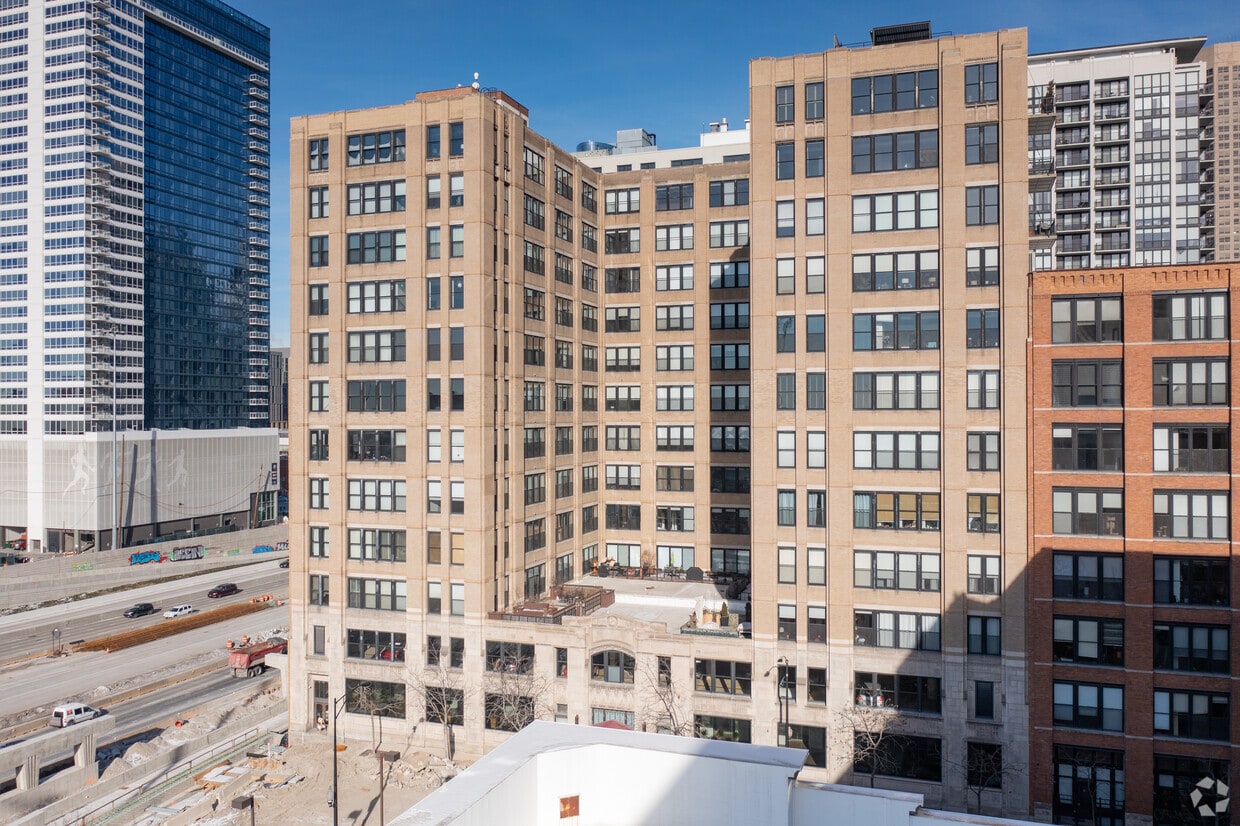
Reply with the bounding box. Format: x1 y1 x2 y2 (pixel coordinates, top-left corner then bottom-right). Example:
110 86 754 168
0 525 289 609
10 707 288 826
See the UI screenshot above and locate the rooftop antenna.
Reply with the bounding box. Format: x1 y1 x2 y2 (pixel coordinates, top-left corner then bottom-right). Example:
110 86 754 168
472 72 480 90
833 34 841 48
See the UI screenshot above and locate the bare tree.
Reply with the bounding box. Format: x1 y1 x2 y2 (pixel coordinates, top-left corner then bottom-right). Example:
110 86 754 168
482 654 554 733
351 682 405 751
638 657 692 736
834 701 904 788
408 662 471 763
956 741 1021 815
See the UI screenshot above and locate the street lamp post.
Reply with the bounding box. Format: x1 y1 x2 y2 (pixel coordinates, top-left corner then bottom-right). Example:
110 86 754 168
377 750 400 826
331 683 372 826
765 656 791 746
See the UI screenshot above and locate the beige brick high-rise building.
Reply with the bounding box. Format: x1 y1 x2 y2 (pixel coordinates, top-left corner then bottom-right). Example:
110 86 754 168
290 23 1240 821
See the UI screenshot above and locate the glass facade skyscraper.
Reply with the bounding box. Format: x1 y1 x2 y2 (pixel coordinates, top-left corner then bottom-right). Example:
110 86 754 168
0 0 269 438
0 0 273 554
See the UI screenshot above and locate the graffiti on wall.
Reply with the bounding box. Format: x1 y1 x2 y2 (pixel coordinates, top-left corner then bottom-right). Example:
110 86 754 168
169 544 205 562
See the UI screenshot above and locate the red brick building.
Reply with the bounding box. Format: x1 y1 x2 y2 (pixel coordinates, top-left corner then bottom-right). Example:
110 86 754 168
1029 265 1240 825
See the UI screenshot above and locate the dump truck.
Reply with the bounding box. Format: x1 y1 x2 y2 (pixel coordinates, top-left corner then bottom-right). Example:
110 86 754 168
228 637 287 678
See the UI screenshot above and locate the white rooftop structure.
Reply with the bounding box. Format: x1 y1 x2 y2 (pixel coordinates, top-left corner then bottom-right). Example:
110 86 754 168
393 722 1045 826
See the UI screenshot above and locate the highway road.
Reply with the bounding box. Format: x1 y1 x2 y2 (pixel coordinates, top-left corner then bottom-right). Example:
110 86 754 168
0 559 290 723
0 557 289 665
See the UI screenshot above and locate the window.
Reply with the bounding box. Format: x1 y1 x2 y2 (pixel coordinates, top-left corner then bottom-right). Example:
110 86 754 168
851 70 938 114
710 384 749 411
523 381 545 412
656 345 693 372
853 610 941 651
853 311 939 350
347 230 406 264
1051 296 1123 343
655 264 693 291
1052 360 1123 406
523 194 545 229
308 332 328 365
853 372 940 410
347 529 406 563
710 262 749 291
851 130 938 172
965 123 999 164
309 236 329 267
1054 616 1124 666
581 181 597 213
655 183 693 211
656 385 694 411
1053 746 1124 826
966 247 999 286
807 373 826 409
555 426 573 455
523 147 544 184
347 180 406 215
1154 557 1229 606
347 629 407 662
854 550 941 592
1054 552 1124 601
853 432 940 470
658 305 695 332
804 81 824 119
776 316 795 351
805 141 824 178
523 240 544 274
1153 690 1230 740
853 491 940 531
967 370 1000 409
605 385 640 412
605 306 639 333
1153 292 1228 340
965 62 998 104
523 287 545 320
426 227 440 259
347 330 406 363
852 251 939 291
591 650 635 684
775 85 794 123
1053 488 1124 535
965 186 999 225
308 137 328 170
710 507 751 535
347 429 406 462
605 188 639 214
1154 622 1229 673
554 166 573 200
348 279 406 314
775 373 796 409
854 672 942 714
308 525 330 558
967 432 1000 471
309 478 330 510
605 267 641 294
308 284 329 317
346 130 406 166
605 346 640 372
710 302 750 329
709 179 748 207
968 494 1001 533
347 577 407 611
524 518 547 554
1154 490 1229 539
425 124 440 158
694 659 753 696
426 176 441 209
774 201 795 238
449 225 464 258
1153 358 1229 406
1053 424 1124 471
968 556 1000 595
966 309 1000 348
709 220 749 248
1053 681 1124 731
347 379 405 412
656 506 694 532
1154 424 1229 473
775 142 794 179
777 491 795 526
710 426 750 453
710 466 749 494
447 121 463 156
308 186 329 218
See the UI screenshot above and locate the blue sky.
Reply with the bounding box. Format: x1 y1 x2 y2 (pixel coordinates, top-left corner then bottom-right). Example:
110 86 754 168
226 0 1240 348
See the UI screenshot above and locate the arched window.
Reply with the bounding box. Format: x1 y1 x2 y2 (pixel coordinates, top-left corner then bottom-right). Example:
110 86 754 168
590 650 635 684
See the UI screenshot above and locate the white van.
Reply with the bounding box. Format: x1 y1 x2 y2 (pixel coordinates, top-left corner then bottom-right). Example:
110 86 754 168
51 703 100 727
163 603 193 619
